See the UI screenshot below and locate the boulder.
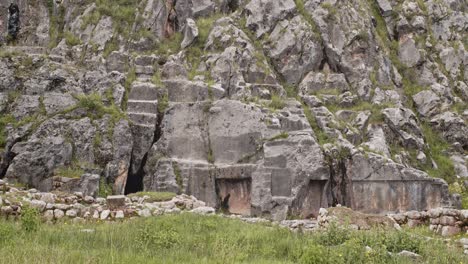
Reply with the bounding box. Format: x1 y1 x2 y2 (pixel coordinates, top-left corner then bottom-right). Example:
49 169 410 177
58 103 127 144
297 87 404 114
399 38 420 67
413 90 441 118
377 0 393 17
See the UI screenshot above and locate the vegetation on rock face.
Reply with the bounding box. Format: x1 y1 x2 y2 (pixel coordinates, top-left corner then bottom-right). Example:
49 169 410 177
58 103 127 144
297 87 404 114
0 214 466 263
54 166 85 179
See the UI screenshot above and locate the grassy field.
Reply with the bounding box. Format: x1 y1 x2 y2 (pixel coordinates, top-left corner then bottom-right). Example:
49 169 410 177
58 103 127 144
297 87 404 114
0 213 466 264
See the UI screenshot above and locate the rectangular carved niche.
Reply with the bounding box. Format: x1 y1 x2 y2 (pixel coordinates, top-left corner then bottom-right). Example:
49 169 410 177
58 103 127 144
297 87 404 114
291 180 327 219
216 178 252 216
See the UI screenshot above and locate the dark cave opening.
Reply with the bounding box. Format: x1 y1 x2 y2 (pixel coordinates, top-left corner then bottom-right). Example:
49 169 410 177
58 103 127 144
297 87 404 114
124 111 165 195
124 154 147 195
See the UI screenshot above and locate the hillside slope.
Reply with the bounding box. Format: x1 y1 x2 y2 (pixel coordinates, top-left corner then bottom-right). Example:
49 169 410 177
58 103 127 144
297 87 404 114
0 0 467 220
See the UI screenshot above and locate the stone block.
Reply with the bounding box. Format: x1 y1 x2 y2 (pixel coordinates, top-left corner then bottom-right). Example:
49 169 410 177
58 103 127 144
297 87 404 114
441 225 461 237
107 195 126 209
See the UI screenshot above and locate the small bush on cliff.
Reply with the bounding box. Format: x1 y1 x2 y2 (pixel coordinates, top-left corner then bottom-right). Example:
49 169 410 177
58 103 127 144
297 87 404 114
64 31 82 46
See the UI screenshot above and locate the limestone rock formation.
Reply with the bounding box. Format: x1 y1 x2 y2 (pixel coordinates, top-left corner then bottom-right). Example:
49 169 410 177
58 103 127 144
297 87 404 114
0 0 466 220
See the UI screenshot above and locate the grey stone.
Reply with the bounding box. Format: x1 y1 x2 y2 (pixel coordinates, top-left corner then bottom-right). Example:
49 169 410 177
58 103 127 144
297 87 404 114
100 210 110 220
397 250 421 259
54 209 65 219
245 0 296 38
138 208 152 217
29 200 46 212
181 18 199 49
399 38 420 67
40 193 56 204
66 209 78 218
413 90 441 118
430 112 468 149
190 206 215 215
376 0 393 17
115 210 125 219
441 225 461 236
266 15 323 85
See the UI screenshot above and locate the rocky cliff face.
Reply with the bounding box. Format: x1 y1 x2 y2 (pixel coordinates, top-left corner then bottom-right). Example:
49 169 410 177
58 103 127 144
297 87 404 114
0 0 466 220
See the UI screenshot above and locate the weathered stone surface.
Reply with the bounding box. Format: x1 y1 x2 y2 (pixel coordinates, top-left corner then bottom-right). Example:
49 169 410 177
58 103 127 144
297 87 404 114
265 15 323 85
0 0 463 222
382 108 425 149
376 0 393 17
245 0 296 38
181 18 199 49
430 112 468 150
399 38 420 67
107 195 126 209
413 90 441 118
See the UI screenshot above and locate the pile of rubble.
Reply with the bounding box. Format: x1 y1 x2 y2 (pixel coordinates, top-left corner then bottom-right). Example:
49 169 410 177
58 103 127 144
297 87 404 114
389 208 468 236
0 179 319 232
0 180 215 222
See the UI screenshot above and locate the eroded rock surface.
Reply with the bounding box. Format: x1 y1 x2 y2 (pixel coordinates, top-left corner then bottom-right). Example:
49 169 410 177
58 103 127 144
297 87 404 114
0 0 466 220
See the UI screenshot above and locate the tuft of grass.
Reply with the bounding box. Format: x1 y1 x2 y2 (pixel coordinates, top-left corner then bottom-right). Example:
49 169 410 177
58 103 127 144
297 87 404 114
267 132 289 141
0 114 17 149
207 147 215 164
172 163 183 191
157 92 169 114
269 94 286 110
420 123 456 183
54 166 85 179
73 92 126 123
127 191 176 203
64 31 82 46
302 103 333 145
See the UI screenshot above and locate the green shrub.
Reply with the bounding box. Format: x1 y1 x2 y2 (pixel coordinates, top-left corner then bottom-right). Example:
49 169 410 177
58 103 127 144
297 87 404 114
421 123 456 183
315 222 351 246
383 231 421 254
136 220 181 249
298 243 327 264
21 206 40 233
98 177 113 197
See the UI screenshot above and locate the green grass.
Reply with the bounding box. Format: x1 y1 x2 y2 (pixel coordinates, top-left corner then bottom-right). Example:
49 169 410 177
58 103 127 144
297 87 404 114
420 123 456 183
127 192 176 202
0 114 16 149
64 31 82 46
268 94 286 110
267 132 289 141
73 92 126 122
0 214 466 264
53 166 85 179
